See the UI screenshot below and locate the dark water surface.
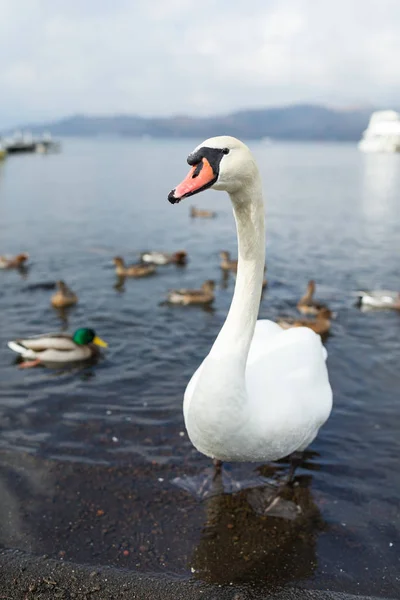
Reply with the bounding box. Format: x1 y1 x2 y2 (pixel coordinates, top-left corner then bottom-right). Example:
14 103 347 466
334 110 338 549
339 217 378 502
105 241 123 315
0 138 399 597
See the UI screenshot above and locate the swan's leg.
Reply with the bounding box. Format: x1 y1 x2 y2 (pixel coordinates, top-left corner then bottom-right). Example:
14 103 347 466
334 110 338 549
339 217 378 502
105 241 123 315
287 451 305 485
246 453 304 519
213 459 223 480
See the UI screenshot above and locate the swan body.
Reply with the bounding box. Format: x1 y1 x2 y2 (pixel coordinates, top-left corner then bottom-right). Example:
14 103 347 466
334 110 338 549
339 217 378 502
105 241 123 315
168 136 332 464
357 290 400 309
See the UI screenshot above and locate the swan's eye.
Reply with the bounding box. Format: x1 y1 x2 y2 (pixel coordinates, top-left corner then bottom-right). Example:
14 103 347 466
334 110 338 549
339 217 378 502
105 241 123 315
222 148 230 155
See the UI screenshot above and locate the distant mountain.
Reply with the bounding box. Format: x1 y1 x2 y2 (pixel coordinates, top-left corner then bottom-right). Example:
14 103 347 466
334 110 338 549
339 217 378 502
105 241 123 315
3 104 377 141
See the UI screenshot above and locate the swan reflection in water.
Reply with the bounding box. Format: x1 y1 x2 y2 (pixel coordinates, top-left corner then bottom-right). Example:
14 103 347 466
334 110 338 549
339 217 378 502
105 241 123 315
188 457 327 587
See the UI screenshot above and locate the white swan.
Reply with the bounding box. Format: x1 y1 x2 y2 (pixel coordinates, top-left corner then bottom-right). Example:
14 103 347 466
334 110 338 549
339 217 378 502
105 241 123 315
168 136 332 466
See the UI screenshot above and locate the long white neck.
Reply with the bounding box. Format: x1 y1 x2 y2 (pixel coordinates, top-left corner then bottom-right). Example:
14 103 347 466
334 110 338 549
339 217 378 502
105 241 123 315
185 170 265 450
210 173 265 364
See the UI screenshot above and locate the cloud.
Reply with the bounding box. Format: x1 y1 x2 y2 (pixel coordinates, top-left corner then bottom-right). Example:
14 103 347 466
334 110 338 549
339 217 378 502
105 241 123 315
0 0 399 127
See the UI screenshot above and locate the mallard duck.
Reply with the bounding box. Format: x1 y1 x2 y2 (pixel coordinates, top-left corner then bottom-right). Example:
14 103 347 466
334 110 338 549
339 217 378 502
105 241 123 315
190 206 216 218
113 256 156 277
356 290 400 310
0 253 29 269
167 280 215 305
297 280 329 315
51 280 78 308
140 250 187 266
7 328 107 368
277 308 332 337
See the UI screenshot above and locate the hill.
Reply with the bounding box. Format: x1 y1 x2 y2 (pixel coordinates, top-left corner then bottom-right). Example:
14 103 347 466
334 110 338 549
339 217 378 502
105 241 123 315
4 104 376 141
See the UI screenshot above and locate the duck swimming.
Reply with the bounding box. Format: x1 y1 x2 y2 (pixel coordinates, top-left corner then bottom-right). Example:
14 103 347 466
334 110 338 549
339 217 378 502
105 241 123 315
168 136 332 487
51 280 78 308
113 256 156 277
190 206 216 218
277 308 332 338
0 253 29 269
356 289 400 310
220 251 238 273
7 328 108 368
167 280 215 305
297 280 329 315
140 250 187 266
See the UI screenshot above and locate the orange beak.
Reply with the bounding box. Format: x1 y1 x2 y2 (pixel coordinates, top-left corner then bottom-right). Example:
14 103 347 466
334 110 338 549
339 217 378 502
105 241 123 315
168 158 217 204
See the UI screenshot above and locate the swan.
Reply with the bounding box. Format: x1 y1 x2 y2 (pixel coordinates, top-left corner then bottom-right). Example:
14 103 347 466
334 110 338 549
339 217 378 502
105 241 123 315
168 136 332 472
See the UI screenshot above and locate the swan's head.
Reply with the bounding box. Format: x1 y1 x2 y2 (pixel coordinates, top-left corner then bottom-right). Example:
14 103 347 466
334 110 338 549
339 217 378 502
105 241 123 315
168 136 257 204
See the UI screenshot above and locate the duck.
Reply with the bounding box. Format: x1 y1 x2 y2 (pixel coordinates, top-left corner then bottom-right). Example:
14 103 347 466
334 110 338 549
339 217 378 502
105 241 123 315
222 251 268 288
190 206 216 218
167 136 332 489
167 280 215 305
7 327 107 368
220 251 238 272
113 256 156 277
140 250 187 266
0 253 29 269
356 289 400 310
297 280 329 315
276 308 332 337
51 280 78 308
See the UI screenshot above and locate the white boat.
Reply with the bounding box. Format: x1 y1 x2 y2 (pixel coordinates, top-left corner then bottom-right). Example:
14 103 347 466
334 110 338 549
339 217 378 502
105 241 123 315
358 110 400 153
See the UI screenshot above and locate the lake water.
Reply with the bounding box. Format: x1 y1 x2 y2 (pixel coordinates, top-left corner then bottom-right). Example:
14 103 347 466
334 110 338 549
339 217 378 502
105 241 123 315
0 138 399 597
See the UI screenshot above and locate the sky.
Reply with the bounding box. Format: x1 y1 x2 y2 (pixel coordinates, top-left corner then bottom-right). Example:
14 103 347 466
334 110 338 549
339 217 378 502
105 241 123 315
0 0 399 128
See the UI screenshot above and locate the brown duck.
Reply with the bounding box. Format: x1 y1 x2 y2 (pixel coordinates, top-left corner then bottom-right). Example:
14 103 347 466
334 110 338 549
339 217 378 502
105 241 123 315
0 253 29 269
113 257 156 277
167 280 215 305
51 280 78 308
277 308 332 337
190 206 216 218
297 280 329 315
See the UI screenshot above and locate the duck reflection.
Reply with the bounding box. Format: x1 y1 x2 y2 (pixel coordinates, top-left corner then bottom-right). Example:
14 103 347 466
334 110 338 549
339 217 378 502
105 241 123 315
114 275 126 292
189 469 326 586
220 269 230 290
52 306 73 330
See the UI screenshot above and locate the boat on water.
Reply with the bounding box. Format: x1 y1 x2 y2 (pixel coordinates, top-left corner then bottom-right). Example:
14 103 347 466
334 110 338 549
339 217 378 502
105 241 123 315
4 131 36 154
358 110 400 153
3 131 61 154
